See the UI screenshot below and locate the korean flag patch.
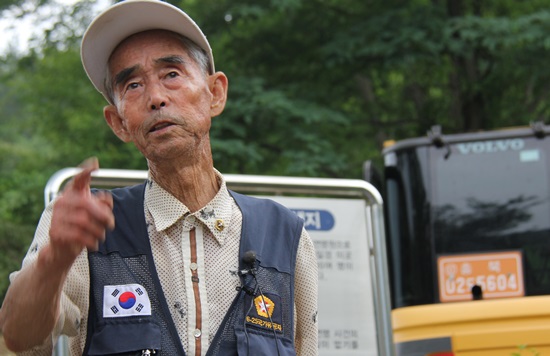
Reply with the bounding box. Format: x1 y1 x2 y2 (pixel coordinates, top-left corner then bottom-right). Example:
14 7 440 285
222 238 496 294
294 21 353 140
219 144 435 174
103 284 152 318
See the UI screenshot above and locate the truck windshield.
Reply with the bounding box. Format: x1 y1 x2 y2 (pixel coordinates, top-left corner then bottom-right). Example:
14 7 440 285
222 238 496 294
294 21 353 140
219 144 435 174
385 135 550 308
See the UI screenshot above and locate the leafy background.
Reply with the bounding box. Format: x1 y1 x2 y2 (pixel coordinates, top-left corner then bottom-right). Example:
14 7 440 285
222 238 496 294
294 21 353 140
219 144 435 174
1 0 550 303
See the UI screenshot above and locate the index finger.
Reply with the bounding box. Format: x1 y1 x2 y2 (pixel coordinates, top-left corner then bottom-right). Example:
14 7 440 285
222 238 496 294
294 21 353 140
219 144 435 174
64 157 99 193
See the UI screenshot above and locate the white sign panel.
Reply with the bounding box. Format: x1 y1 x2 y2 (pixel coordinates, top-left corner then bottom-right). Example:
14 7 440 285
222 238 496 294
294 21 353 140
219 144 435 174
267 196 378 356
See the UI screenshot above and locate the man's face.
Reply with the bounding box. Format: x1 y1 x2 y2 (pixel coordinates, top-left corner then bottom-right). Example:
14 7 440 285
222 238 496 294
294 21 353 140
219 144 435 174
104 30 223 164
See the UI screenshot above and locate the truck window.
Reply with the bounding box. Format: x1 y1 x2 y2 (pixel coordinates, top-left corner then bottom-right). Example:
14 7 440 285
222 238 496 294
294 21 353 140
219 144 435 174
432 137 550 298
385 134 550 309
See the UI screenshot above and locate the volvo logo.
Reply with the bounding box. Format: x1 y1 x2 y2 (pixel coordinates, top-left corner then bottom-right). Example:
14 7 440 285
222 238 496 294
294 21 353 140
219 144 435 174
456 139 525 154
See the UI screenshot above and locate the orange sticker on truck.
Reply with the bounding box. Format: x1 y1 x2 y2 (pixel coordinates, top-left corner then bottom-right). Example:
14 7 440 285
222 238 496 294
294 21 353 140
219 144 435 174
438 251 524 302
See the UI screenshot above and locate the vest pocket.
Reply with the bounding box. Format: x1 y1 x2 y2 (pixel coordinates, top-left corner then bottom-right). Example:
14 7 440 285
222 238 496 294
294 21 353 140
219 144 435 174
235 328 296 356
87 320 162 355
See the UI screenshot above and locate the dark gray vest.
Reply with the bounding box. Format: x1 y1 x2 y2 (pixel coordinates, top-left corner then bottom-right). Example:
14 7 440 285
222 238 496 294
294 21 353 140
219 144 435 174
83 183 302 355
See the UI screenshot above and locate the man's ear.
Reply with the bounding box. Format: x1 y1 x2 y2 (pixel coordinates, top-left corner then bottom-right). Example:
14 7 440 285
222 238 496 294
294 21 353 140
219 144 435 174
104 105 131 142
209 72 228 118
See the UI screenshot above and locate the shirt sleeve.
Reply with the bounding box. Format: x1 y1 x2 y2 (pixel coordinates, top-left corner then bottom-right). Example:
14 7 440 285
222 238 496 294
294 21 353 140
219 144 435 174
293 227 319 355
8 200 89 354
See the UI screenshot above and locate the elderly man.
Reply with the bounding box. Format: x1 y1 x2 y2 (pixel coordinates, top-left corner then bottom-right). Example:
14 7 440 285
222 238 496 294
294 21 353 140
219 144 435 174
0 1 318 355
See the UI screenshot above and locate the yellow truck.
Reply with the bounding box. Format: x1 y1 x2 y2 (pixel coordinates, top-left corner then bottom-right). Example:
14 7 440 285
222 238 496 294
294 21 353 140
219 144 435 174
369 124 550 355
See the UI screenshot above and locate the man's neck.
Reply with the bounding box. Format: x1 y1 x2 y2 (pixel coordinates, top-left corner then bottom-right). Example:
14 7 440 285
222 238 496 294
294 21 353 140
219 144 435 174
148 161 220 213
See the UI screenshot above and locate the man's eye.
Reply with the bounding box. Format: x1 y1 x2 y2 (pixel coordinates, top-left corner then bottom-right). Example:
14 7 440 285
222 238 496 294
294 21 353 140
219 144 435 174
167 71 179 78
126 82 139 90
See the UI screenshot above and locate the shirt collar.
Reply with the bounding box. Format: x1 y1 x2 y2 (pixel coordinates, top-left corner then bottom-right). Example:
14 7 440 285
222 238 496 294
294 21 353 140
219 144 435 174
144 169 233 245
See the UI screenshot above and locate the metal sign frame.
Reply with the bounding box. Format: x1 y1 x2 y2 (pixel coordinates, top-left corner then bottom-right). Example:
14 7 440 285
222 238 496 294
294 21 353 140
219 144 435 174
46 168 393 356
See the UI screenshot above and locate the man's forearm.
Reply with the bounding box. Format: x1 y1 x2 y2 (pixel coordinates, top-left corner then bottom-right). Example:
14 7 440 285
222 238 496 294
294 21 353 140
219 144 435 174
0 244 68 352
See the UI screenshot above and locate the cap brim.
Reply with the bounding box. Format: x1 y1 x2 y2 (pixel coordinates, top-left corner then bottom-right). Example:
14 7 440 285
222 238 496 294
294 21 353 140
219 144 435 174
81 0 214 102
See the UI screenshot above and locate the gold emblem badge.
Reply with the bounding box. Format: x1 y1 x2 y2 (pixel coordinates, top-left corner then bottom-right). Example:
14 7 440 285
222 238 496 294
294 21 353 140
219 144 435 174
254 295 275 318
214 219 225 231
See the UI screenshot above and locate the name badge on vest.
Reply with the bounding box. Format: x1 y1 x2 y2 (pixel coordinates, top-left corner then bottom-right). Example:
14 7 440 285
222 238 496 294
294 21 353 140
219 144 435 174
103 284 152 318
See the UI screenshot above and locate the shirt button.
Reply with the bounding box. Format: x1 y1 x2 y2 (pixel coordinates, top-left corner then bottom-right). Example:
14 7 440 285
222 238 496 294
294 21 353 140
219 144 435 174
215 219 225 231
194 329 202 338
190 262 198 271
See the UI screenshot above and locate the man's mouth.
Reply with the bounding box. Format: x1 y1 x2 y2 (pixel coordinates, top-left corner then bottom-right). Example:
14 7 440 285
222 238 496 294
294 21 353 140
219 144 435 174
149 122 173 133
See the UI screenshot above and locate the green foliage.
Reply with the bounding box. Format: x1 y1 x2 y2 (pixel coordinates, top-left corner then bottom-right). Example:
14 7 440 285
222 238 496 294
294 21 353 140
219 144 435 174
212 75 350 176
0 0 34 13
15 47 145 169
196 0 550 177
0 220 34 302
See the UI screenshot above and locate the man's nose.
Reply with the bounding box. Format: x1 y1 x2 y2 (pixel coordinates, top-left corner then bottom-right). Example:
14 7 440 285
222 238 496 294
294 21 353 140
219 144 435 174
147 81 168 110
150 101 166 110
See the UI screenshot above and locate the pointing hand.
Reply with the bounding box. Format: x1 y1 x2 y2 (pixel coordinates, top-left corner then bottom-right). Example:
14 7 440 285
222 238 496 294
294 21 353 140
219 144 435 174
48 157 115 269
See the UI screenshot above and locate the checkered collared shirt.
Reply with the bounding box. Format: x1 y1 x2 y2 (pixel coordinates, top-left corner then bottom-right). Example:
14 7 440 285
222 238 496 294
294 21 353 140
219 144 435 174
13 171 318 355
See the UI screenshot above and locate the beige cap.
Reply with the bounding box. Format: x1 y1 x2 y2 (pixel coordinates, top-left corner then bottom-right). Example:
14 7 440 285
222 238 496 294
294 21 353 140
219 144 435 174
81 0 214 102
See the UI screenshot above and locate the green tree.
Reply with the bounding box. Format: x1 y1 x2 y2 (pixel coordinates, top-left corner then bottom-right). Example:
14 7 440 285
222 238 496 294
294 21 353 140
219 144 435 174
189 0 550 178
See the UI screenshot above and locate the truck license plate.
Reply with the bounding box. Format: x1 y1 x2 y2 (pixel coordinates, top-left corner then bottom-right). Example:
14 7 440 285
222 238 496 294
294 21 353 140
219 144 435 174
438 251 524 302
